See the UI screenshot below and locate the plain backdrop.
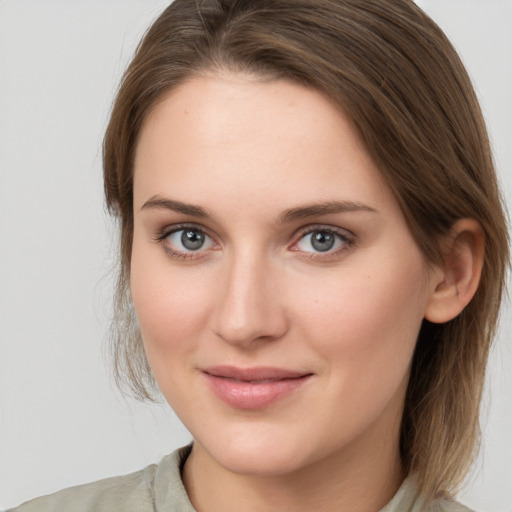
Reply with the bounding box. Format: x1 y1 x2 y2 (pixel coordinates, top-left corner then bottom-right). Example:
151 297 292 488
0 1 511 510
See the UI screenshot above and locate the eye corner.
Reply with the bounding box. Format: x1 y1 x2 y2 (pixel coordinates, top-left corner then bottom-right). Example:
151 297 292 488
154 223 220 261
289 225 356 260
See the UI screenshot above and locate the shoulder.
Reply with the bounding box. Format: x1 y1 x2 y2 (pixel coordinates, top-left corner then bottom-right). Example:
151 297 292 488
418 499 475 512
429 499 475 512
6 446 195 512
381 477 476 512
6 465 158 512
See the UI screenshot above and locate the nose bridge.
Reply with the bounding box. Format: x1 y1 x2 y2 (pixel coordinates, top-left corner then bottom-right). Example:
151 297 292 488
212 246 287 347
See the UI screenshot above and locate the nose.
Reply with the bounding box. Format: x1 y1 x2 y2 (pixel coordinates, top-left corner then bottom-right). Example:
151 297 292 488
211 250 289 348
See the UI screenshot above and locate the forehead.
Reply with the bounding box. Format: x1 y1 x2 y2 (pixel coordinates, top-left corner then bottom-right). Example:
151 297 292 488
133 73 396 217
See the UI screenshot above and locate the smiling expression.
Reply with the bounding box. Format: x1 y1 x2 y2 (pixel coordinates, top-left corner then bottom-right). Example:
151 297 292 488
130 73 439 478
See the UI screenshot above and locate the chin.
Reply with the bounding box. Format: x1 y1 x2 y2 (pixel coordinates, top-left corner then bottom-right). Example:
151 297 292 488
192 422 333 478
212 444 309 477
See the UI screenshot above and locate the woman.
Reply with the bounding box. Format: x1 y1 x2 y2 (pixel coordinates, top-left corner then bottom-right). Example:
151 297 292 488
9 0 509 511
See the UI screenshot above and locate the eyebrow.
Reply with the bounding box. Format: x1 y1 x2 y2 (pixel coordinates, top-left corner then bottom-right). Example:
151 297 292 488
141 196 211 218
141 196 377 222
278 201 377 223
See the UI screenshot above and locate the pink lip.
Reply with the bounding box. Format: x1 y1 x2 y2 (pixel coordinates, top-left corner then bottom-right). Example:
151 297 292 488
202 366 313 410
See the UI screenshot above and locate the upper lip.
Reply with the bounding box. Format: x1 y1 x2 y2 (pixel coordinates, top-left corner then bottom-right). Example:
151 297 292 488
203 366 312 382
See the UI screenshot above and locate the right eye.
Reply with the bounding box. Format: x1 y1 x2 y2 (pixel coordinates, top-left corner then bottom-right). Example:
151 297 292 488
160 226 217 258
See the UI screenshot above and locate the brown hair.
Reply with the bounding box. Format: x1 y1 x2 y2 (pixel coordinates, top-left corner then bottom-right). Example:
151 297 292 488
103 0 509 501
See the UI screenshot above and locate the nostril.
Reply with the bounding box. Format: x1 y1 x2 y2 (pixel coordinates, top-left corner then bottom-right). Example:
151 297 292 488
211 260 289 346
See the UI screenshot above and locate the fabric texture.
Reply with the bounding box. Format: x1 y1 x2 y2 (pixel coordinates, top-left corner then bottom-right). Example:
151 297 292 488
8 445 474 512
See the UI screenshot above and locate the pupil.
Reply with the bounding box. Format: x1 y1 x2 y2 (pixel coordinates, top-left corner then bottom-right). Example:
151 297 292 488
311 231 335 252
181 230 204 250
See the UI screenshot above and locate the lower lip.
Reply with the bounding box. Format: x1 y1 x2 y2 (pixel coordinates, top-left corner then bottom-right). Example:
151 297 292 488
204 373 312 410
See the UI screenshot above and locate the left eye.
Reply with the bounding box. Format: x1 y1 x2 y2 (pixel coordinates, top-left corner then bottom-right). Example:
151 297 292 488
166 228 216 252
295 230 348 253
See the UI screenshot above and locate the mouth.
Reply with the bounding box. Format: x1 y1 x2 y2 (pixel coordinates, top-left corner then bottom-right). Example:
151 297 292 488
202 366 313 410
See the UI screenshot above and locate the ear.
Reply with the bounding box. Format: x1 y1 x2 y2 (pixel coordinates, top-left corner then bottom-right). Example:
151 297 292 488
424 219 485 324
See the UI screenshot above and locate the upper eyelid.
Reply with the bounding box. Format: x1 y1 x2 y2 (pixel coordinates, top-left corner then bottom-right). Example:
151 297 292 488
158 223 213 239
290 225 356 253
155 223 355 247
293 224 355 240
158 225 217 258
290 226 356 261
155 224 218 254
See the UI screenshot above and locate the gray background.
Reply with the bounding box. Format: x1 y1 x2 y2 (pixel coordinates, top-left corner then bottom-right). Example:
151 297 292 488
0 1 511 510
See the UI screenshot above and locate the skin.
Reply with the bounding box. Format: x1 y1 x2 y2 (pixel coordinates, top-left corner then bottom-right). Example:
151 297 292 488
130 73 467 512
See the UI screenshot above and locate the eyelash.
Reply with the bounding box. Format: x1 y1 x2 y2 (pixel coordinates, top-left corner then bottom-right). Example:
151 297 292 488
155 224 216 261
291 225 355 260
154 223 355 261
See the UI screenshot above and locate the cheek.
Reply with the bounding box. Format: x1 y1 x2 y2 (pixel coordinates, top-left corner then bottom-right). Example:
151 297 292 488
288 256 428 438
129 244 215 366
292 251 429 375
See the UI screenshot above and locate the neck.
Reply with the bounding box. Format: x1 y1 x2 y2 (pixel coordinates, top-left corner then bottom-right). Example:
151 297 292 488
182 428 404 512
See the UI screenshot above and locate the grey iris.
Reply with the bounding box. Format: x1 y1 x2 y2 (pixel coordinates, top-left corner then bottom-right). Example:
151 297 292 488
311 231 335 252
181 230 205 250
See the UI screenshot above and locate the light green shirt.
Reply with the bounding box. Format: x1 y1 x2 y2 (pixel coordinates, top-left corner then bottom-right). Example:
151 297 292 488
8 445 474 512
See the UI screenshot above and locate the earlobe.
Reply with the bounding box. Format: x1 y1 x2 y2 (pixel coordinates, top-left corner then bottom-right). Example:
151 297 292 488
424 219 485 324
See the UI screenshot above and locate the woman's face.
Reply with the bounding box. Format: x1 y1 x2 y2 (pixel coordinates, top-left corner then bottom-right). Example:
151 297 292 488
131 73 439 476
